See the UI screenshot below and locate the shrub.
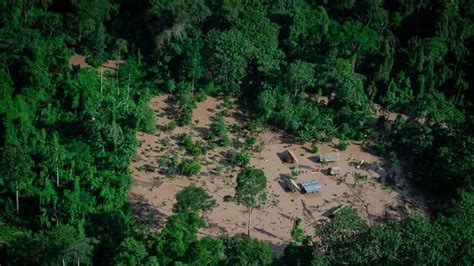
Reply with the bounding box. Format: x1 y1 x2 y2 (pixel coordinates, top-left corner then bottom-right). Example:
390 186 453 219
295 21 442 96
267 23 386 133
178 111 192 126
161 137 170 147
289 170 300 179
176 92 196 126
226 150 250 167
335 140 350 151
207 115 231 147
245 136 257 150
179 133 206 156
247 119 264 132
167 121 177 131
140 105 156 134
310 143 319 153
196 90 207 102
179 159 202 177
354 172 368 181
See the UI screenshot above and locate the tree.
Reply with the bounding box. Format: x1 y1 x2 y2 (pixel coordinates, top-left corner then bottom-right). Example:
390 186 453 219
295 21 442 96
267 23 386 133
221 237 275 265
329 20 378 70
291 217 304 243
9 225 93 265
112 237 148 266
156 212 204 263
185 237 225 265
286 61 315 96
173 185 216 214
233 167 267 236
205 29 254 94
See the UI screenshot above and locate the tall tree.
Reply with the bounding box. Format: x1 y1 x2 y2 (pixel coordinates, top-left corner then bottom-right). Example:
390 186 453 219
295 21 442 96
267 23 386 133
233 167 267 236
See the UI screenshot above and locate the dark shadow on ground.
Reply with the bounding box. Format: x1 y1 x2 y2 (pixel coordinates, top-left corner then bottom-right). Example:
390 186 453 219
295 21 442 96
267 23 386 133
308 155 320 163
129 192 167 228
277 174 293 192
193 126 208 138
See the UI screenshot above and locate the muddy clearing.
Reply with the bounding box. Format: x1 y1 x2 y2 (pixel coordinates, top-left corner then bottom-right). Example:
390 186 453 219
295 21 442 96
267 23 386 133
129 95 427 253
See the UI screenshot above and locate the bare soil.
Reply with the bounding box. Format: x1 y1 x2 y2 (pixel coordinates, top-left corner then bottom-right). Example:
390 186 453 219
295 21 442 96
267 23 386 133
129 95 428 254
68 54 124 74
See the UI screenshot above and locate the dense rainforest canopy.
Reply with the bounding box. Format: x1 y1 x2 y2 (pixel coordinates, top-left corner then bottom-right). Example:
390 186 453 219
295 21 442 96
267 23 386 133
0 0 473 264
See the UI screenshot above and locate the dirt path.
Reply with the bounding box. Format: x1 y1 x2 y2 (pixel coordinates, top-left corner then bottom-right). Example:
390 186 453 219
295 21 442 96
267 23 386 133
129 95 428 254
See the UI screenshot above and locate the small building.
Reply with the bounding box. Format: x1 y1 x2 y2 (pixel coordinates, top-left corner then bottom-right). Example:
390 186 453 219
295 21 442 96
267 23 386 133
282 150 299 164
299 180 322 193
329 167 341 176
319 152 340 163
284 176 301 192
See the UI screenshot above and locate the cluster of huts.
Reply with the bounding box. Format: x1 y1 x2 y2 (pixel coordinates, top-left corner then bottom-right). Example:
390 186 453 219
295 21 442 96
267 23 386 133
280 150 341 194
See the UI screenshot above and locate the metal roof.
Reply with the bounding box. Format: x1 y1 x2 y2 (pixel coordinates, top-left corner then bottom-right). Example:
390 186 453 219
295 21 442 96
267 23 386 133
319 152 340 162
330 167 341 175
300 180 322 193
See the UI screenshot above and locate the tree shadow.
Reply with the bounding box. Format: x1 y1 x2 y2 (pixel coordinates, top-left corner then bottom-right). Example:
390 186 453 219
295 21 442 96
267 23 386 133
193 126 208 138
267 241 287 257
254 227 290 242
128 192 167 228
133 178 163 191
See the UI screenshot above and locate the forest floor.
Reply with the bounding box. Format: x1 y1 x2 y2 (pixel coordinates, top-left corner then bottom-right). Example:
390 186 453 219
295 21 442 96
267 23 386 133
128 95 430 254
69 54 123 73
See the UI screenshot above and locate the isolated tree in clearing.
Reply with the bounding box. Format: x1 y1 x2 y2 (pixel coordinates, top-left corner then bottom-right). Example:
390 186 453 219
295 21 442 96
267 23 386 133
233 167 267 236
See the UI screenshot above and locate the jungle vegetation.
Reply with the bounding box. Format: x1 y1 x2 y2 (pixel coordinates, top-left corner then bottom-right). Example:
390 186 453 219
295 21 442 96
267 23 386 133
1 0 473 264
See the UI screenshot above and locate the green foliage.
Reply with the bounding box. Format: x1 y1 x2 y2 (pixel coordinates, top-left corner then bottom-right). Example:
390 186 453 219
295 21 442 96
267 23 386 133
221 237 275 265
289 170 300 180
179 158 201 177
291 218 304 243
286 60 316 96
234 167 267 210
9 225 93 265
207 114 231 147
167 120 177 131
2 0 474 264
173 185 216 214
244 135 257 150
178 133 206 156
112 237 148 266
353 172 368 181
140 105 156 134
205 29 254 94
335 140 350 151
234 167 267 235
226 149 250 167
310 143 319 153
175 92 196 126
